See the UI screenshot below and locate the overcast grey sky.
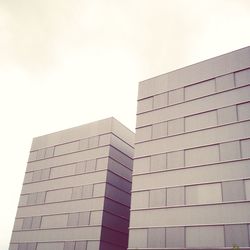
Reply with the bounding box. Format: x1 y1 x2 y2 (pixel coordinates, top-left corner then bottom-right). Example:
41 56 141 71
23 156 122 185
1 0 250 248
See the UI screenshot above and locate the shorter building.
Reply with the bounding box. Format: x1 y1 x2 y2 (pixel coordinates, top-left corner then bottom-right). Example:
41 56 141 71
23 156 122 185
9 117 134 250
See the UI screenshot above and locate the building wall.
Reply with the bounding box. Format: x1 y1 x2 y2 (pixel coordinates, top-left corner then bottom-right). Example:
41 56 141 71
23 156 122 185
9 118 134 250
129 46 250 249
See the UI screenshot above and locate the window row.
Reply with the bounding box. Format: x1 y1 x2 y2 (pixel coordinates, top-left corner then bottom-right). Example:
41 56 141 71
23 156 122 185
137 68 250 113
19 183 98 206
11 240 99 250
129 224 250 249
28 133 113 162
134 139 250 174
24 157 108 183
19 182 130 207
136 102 250 142
131 179 250 209
19 211 97 231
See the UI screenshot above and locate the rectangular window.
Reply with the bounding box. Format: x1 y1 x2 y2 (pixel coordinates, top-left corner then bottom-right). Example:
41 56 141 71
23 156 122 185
154 92 168 109
225 224 249 247
149 189 166 207
152 122 168 139
185 79 215 101
148 228 165 248
88 136 99 148
168 118 184 136
151 153 167 171
75 241 87 250
67 213 79 227
85 159 96 172
222 180 245 202
78 212 90 226
166 227 185 247
167 150 184 169
220 141 241 161
186 226 224 248
137 97 153 113
215 73 234 92
131 191 149 209
63 242 75 250
128 229 147 248
185 145 219 166
72 186 83 200
168 88 184 105
167 186 185 206
82 184 93 199
185 110 217 132
218 105 237 125
186 183 222 205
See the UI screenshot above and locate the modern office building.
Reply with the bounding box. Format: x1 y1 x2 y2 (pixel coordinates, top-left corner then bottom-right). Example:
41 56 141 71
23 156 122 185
9 117 134 250
129 46 250 249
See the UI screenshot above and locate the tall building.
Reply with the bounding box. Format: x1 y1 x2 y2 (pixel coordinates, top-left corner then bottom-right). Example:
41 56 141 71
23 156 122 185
128 47 250 249
9 117 134 250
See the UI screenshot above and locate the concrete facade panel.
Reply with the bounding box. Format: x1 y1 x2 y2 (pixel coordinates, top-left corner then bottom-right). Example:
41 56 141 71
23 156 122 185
130 202 250 227
132 160 250 191
11 227 101 242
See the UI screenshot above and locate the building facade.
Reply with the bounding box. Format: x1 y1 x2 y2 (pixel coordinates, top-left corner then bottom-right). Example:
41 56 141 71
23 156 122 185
9 117 134 250
128 46 250 249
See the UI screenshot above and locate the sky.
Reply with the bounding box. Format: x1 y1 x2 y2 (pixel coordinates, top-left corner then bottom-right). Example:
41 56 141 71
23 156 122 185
0 0 250 248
